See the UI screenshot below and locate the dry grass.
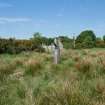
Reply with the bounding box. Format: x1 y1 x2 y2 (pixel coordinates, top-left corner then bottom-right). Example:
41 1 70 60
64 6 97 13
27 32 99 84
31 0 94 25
13 57 26 66
1 49 105 105
95 78 105 94
0 61 16 80
24 58 42 76
35 80 91 105
75 57 92 73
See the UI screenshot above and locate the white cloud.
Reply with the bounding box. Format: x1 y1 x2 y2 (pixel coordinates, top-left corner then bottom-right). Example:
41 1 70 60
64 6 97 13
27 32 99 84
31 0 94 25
0 17 31 23
0 3 12 8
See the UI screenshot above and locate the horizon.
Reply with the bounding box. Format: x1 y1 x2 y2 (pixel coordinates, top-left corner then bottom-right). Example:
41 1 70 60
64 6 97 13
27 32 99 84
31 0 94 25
0 0 105 39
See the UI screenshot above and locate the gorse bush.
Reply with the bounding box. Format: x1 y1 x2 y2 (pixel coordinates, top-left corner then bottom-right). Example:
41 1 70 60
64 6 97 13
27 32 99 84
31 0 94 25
0 37 45 54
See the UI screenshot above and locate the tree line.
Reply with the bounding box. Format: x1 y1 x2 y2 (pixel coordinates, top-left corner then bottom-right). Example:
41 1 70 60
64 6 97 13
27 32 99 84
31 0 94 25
0 30 105 54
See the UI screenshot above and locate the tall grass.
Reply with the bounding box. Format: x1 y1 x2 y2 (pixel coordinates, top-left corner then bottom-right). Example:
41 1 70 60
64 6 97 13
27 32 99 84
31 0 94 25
0 49 105 105
24 59 42 76
0 61 16 81
34 81 92 105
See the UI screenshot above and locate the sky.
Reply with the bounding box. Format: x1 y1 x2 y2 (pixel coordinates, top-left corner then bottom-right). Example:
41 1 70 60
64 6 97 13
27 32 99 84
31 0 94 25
0 0 105 39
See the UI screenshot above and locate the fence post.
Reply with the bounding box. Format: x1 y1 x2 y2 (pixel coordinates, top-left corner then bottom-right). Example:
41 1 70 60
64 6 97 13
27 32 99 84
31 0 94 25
73 36 76 49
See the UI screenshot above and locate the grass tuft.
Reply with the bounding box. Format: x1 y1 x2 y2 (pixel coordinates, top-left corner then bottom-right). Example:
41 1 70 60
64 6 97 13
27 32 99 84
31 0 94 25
75 58 92 74
24 59 42 76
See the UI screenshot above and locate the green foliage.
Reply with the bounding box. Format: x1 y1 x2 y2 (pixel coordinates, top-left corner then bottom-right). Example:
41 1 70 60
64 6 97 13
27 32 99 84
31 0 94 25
1 31 105 54
0 38 33 54
59 36 73 49
0 35 45 54
82 36 95 48
96 40 105 48
103 35 105 42
32 32 43 46
76 30 96 48
76 30 96 43
31 32 54 52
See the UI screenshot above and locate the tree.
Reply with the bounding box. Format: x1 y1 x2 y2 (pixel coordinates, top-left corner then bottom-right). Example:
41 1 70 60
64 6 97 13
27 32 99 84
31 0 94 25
103 35 105 42
82 36 95 48
31 32 45 52
59 36 73 49
32 32 43 45
76 30 96 48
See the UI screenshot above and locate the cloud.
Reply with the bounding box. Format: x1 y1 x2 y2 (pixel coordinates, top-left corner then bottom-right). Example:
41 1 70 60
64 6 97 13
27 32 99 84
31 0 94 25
0 17 31 24
0 3 13 8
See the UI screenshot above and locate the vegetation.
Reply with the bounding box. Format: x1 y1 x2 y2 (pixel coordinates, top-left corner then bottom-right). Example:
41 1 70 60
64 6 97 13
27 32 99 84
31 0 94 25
0 33 53 54
0 30 105 54
76 30 96 48
1 30 105 104
0 49 105 105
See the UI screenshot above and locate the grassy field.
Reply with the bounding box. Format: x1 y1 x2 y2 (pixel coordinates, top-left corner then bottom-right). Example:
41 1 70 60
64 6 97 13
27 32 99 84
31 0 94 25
1 48 105 105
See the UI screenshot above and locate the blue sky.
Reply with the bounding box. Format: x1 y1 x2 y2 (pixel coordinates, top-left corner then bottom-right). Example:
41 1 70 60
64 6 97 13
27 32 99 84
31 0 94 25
0 0 105 39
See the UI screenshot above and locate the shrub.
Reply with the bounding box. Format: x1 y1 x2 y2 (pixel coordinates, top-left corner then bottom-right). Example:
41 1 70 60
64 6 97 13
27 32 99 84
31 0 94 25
76 30 96 48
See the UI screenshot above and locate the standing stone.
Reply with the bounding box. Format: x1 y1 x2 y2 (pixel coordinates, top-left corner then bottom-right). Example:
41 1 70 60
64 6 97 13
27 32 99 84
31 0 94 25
53 38 60 64
58 39 63 50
